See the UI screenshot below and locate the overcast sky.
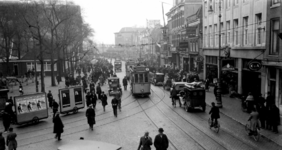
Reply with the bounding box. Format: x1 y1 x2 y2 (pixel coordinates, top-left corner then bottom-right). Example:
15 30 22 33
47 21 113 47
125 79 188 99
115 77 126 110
72 0 172 45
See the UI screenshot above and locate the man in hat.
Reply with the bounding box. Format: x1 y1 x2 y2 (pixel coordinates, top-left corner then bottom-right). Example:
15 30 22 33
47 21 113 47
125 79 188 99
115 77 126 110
86 104 95 130
137 131 152 150
111 95 119 117
154 128 169 150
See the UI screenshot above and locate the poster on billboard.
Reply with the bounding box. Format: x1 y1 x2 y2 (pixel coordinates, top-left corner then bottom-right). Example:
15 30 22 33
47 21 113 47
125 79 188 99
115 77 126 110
74 88 83 105
61 89 70 108
15 93 46 114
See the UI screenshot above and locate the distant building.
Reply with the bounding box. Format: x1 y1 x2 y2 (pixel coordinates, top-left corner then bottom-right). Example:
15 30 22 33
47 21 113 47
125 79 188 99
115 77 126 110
114 27 145 46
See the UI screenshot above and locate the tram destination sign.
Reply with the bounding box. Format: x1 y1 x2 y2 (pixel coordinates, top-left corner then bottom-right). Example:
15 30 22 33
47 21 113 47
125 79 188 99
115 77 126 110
248 61 262 71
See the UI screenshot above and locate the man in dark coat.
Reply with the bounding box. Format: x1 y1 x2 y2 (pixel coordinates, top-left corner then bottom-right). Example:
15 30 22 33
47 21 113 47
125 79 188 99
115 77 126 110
0 132 5 150
111 96 119 117
2 112 11 132
154 128 169 150
91 91 97 109
52 99 59 114
96 83 102 100
86 104 95 130
47 91 53 108
6 128 17 150
86 92 92 107
138 131 152 150
100 92 107 112
90 82 95 93
53 112 64 141
209 102 220 127
123 76 128 90
270 104 280 133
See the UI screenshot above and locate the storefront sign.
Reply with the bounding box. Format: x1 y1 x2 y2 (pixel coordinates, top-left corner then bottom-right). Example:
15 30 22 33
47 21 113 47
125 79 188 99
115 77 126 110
186 27 197 37
222 59 235 71
248 61 262 71
179 42 189 48
195 56 204 62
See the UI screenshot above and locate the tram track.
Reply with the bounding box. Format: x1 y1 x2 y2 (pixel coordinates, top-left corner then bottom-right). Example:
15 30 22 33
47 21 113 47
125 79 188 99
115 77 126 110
17 90 175 147
152 85 278 150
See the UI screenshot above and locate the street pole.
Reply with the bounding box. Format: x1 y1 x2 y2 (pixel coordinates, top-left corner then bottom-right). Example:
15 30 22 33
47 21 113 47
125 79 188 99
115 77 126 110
34 45 38 93
217 0 223 108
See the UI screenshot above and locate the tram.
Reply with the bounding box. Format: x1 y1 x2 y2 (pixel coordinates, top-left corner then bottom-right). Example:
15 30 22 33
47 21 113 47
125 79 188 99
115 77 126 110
130 65 151 97
125 59 136 80
114 60 122 72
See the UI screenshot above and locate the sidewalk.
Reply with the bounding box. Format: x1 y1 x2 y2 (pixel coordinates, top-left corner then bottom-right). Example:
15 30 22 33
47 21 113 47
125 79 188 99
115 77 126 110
205 88 282 147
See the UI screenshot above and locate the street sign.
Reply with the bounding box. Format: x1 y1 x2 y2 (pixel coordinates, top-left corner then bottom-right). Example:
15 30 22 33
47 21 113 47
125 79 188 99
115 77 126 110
248 61 262 71
195 55 204 62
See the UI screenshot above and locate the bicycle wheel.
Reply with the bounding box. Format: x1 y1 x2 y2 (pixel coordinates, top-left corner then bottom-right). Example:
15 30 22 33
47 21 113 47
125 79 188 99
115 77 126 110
254 130 260 141
215 123 220 133
245 124 250 134
208 118 212 128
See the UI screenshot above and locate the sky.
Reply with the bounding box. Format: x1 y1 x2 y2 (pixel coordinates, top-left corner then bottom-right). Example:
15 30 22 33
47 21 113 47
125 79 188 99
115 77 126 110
71 0 172 45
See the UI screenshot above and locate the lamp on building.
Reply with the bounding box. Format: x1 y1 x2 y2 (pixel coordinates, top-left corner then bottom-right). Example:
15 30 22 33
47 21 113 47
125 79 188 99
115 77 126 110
207 0 223 108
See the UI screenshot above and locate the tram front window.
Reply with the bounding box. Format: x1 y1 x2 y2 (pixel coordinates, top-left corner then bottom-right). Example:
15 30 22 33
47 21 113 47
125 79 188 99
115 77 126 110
135 74 138 83
145 73 148 82
139 74 144 83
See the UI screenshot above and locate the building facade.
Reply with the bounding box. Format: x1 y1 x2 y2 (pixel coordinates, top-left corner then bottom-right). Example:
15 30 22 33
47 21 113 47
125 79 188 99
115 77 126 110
166 0 202 70
202 0 267 95
263 0 282 112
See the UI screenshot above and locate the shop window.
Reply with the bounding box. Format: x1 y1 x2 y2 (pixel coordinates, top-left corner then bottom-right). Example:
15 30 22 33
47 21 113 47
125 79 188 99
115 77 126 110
26 62 34 72
270 19 280 55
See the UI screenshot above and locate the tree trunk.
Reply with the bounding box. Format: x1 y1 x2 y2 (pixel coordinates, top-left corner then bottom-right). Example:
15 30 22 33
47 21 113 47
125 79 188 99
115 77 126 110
50 31 56 86
39 44 45 93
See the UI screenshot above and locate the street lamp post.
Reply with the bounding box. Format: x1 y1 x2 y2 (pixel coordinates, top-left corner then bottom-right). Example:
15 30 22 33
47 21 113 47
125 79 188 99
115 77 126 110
217 0 223 108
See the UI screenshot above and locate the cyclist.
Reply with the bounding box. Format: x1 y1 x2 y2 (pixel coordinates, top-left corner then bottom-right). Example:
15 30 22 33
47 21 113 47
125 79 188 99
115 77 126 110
170 86 177 106
247 106 260 136
209 102 220 127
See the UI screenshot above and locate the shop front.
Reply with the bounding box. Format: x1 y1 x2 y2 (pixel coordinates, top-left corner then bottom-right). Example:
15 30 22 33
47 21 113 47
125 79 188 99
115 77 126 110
183 57 189 72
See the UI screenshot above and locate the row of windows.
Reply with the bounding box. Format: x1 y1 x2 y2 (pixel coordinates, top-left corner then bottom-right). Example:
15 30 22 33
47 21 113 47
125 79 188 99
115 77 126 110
204 0 280 17
27 62 57 72
133 73 149 83
204 13 265 47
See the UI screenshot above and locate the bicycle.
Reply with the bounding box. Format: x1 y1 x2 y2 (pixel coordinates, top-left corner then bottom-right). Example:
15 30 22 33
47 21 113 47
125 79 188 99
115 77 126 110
208 118 220 133
245 122 260 141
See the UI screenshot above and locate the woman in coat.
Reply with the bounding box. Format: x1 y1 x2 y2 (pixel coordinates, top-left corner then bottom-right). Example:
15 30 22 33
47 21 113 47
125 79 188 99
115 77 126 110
248 106 260 135
53 112 64 141
86 104 95 130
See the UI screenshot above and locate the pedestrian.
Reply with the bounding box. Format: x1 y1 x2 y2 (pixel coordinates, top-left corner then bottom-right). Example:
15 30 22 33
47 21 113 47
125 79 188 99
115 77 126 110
100 92 108 112
90 82 95 93
19 84 23 95
205 78 210 91
266 92 275 109
270 104 280 133
248 106 260 136
56 75 61 85
2 112 11 132
137 131 152 150
52 99 59 114
96 83 102 100
47 90 53 108
86 104 95 130
214 83 218 99
86 92 92 107
111 95 118 117
154 128 169 150
0 132 5 150
117 93 122 111
5 97 14 120
91 91 97 109
6 128 17 150
53 112 64 141
257 94 265 107
82 79 88 93
123 76 128 90
246 92 255 113
257 103 267 129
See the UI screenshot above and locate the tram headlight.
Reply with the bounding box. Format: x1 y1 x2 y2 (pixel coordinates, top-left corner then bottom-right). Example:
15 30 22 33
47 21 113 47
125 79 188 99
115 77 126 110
146 68 149 71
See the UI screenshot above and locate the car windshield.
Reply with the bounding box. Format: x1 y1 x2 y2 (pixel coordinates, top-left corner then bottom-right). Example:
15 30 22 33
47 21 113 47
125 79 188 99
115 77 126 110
175 84 185 90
